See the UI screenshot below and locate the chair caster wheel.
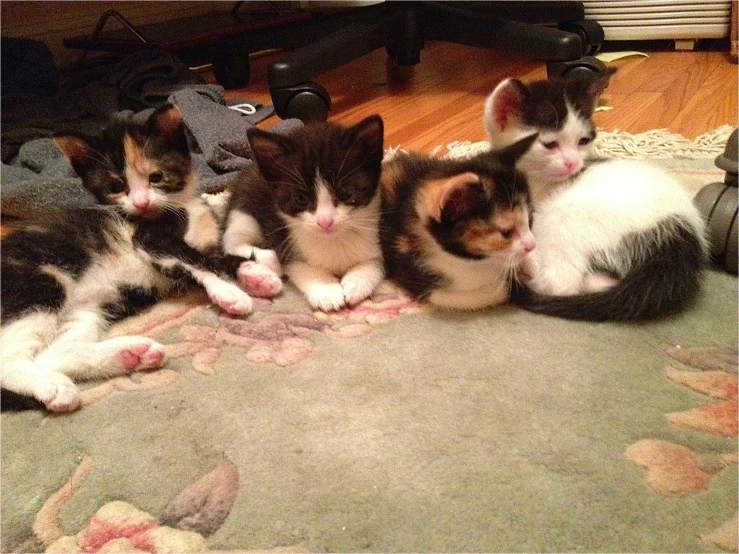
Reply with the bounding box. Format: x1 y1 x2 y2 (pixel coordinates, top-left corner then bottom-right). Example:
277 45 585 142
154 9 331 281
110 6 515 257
212 53 250 89
694 128 738 274
270 81 331 122
559 20 604 56
547 56 607 79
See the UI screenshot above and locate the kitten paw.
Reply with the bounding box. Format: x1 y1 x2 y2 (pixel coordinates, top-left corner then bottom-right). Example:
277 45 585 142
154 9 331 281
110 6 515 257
254 249 282 276
237 261 283 298
307 283 346 312
37 374 81 412
120 340 166 372
208 281 254 315
341 275 376 306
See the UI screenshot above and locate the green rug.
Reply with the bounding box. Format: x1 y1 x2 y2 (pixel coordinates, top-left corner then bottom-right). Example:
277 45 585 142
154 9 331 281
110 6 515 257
2 128 737 554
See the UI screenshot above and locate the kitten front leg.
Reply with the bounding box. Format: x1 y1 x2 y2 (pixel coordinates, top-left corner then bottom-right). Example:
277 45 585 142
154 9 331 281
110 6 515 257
286 261 346 312
340 258 385 306
222 210 283 297
154 250 255 316
198 272 254 315
236 249 283 299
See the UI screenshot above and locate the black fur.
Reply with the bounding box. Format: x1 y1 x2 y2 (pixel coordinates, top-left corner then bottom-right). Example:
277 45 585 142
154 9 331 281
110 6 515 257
225 115 385 262
511 217 707 321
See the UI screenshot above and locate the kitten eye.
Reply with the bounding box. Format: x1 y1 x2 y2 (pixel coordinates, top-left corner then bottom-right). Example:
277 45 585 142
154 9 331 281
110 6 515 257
294 192 309 209
541 141 558 150
108 180 125 194
578 137 593 146
500 228 514 239
149 171 164 184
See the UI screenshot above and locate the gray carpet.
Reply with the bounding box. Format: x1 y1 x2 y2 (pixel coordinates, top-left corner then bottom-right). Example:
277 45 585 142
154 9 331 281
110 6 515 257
1 133 737 554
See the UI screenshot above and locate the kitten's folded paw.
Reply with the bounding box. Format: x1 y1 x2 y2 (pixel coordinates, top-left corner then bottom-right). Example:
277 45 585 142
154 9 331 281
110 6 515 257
307 283 346 312
341 275 376 306
37 374 81 412
517 254 540 283
208 281 254 316
120 339 166 372
237 261 283 298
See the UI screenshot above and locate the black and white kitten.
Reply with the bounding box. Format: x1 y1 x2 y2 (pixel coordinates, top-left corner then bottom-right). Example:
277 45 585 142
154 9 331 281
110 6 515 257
221 116 386 312
484 71 708 321
1 105 251 412
380 135 538 310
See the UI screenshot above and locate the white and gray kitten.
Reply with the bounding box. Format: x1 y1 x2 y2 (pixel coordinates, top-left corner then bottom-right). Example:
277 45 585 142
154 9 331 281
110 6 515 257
484 70 708 321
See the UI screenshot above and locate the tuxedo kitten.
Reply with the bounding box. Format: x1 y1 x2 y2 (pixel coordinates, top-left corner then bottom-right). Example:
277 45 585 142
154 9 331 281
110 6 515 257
484 72 708 321
222 115 385 312
1 105 252 412
379 135 538 310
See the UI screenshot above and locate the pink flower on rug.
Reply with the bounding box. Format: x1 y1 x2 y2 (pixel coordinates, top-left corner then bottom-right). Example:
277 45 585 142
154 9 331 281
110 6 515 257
625 344 739 552
45 501 208 553
166 281 423 373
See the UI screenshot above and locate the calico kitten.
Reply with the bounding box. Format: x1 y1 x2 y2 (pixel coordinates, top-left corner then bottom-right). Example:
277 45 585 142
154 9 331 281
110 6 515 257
1 105 252 412
59 105 221 253
484 71 708 321
379 135 538 310
221 115 386 312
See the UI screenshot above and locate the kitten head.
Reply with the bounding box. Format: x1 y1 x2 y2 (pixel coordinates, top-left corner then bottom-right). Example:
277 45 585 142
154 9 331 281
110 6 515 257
483 69 616 190
247 115 384 235
55 104 196 218
423 134 538 264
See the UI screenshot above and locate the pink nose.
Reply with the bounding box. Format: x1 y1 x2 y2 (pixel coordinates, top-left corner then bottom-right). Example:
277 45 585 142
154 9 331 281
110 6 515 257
317 216 334 233
522 236 536 252
133 198 150 209
564 159 577 171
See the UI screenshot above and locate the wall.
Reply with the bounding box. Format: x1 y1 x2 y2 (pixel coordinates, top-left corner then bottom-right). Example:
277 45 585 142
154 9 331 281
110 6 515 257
1 1 242 69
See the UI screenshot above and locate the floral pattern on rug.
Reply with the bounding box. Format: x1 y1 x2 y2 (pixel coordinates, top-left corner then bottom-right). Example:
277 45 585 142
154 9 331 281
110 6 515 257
626 344 739 552
30 455 308 554
76 282 423 408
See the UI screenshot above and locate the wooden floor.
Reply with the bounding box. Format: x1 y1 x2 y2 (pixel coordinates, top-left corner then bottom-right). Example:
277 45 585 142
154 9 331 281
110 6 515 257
213 42 738 152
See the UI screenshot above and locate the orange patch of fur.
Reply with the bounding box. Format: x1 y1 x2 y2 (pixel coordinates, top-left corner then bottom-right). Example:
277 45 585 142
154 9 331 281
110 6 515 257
380 160 406 205
123 135 156 177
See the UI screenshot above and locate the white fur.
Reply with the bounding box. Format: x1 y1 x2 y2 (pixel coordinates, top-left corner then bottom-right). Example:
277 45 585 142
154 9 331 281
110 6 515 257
222 209 283 298
484 79 707 298
521 159 707 296
282 182 385 311
1 217 249 411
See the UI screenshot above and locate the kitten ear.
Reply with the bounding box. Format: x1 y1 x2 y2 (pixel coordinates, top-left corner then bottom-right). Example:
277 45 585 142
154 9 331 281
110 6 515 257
343 114 384 155
568 67 617 117
484 78 528 138
149 103 184 137
54 134 92 175
427 172 482 222
247 128 296 168
495 132 539 166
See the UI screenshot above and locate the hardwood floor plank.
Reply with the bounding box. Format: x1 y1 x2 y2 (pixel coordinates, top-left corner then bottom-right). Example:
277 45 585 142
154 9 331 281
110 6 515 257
218 42 738 150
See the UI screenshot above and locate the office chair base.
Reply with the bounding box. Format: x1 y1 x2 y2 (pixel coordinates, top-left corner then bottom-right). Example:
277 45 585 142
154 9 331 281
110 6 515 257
212 53 251 89
271 81 331 121
547 55 606 79
558 20 604 56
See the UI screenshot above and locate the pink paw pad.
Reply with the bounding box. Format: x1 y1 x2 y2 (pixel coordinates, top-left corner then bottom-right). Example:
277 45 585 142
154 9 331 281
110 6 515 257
238 262 282 298
120 342 165 371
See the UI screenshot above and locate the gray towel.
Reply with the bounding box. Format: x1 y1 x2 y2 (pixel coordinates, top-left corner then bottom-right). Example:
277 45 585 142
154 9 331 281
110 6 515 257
1 91 302 217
